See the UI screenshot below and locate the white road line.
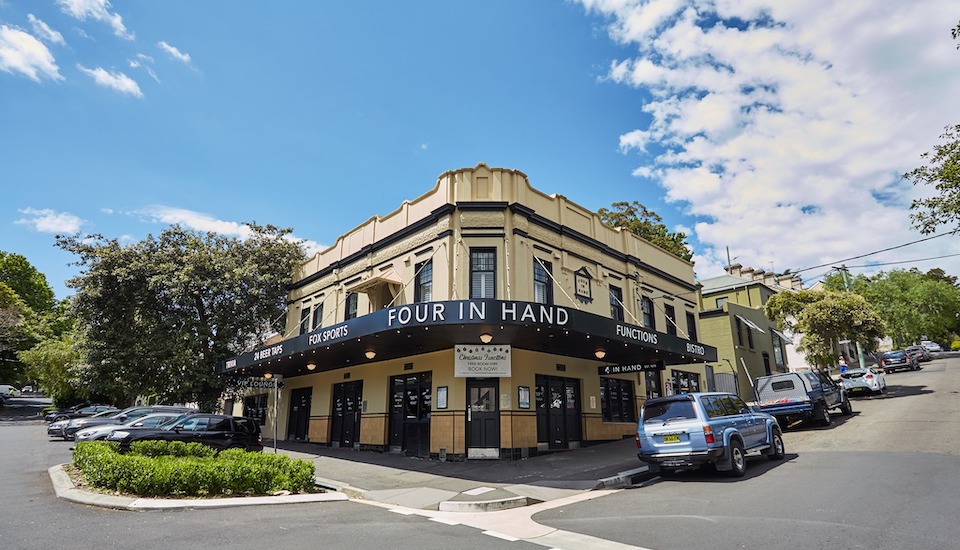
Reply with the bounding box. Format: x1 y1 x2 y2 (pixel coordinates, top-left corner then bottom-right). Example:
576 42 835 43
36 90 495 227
429 517 460 526
389 508 416 515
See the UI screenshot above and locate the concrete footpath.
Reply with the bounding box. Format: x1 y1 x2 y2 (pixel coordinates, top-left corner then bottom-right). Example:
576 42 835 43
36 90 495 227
51 437 651 512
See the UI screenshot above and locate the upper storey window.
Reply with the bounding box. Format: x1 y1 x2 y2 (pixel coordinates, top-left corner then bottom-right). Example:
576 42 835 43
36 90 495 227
609 285 624 322
641 296 655 330
470 249 496 299
415 260 433 303
345 292 358 320
533 259 552 304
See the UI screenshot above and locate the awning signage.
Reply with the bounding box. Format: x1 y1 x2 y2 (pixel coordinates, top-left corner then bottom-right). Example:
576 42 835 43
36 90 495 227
598 361 665 376
223 299 717 373
454 345 511 377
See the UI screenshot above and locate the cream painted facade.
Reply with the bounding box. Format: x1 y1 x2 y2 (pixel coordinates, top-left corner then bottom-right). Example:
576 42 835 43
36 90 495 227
224 164 716 460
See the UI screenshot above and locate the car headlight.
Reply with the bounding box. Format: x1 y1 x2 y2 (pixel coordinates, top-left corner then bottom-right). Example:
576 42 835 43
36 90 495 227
109 431 129 439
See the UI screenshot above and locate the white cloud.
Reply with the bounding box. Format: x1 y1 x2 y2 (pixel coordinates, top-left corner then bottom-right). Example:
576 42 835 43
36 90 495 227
27 14 65 46
0 25 63 81
56 0 133 40
580 0 960 283
420 143 429 150
15 208 84 233
136 206 324 256
157 41 191 64
77 64 143 97
129 56 160 83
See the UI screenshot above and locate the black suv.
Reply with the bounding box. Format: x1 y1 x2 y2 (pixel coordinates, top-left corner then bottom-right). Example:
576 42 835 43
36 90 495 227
106 414 263 452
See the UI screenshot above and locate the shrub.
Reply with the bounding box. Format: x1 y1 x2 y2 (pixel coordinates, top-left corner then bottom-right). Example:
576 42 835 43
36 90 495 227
72 441 315 497
952 340 960 351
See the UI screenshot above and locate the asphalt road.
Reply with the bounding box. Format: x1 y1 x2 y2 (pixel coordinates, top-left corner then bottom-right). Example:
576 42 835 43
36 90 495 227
533 354 960 550
0 398 544 550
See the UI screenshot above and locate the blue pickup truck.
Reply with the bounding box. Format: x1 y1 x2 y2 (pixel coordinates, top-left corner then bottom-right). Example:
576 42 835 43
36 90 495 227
755 371 852 427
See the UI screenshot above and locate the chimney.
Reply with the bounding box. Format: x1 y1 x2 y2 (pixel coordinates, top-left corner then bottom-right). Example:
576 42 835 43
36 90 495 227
763 272 777 286
727 262 743 276
740 266 754 279
752 269 765 281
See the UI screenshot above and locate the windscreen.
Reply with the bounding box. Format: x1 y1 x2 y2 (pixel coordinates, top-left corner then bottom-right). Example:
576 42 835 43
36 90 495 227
642 399 696 423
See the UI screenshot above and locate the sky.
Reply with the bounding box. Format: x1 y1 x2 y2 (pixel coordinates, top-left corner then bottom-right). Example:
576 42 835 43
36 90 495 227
2 0 959 301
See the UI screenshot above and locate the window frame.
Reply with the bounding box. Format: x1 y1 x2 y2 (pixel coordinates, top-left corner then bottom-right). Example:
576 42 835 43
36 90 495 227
686 311 698 342
641 296 656 330
664 304 677 336
469 248 497 299
609 285 624 322
344 292 358 320
414 259 433 303
533 259 553 305
599 377 636 423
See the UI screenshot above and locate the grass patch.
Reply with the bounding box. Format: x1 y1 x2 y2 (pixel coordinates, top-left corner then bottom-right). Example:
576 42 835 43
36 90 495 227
73 441 317 497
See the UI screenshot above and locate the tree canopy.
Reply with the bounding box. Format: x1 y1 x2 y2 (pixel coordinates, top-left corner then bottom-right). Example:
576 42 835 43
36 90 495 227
56 223 306 410
765 289 886 369
597 201 693 261
904 124 960 234
0 251 56 312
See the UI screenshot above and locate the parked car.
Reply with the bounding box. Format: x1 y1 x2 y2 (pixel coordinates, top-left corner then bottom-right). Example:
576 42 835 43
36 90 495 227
48 409 118 439
839 367 887 395
0 385 21 399
635 392 785 477
106 414 263 452
920 341 943 353
75 412 191 442
880 350 919 373
905 345 931 363
63 405 199 440
45 404 117 423
755 370 853 428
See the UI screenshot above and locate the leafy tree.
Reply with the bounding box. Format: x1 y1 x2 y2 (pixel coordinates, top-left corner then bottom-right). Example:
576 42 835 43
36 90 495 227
0 282 31 356
859 270 960 347
57 223 306 410
905 124 960 234
598 201 693 261
17 328 88 404
765 290 886 369
0 252 56 312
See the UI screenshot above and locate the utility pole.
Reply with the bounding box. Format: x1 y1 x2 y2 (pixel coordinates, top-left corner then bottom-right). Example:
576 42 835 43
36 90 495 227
838 265 867 369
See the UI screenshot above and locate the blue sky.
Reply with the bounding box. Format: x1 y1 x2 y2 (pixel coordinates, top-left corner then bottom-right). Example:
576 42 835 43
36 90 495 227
2 1 959 300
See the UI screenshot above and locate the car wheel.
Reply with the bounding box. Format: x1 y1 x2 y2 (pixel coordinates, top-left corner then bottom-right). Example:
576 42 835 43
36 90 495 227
727 440 747 477
815 403 832 426
840 400 853 415
767 429 786 461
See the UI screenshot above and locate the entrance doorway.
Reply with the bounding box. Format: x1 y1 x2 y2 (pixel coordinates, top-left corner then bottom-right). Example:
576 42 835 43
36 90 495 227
388 372 432 458
467 378 500 459
535 375 582 450
330 380 362 448
287 387 312 441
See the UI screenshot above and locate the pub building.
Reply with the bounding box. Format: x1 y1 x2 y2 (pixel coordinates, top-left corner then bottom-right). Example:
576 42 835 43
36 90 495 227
221 164 717 460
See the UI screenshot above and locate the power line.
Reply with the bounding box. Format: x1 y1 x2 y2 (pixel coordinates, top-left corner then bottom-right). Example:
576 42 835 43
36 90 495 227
792 231 956 274
844 252 960 269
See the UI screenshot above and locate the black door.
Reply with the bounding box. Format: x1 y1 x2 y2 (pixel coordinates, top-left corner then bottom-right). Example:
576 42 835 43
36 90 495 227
388 372 432 458
287 387 312 441
467 378 500 458
536 375 582 450
331 381 362 448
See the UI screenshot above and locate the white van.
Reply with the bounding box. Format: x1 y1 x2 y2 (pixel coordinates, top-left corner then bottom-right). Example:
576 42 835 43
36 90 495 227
0 385 21 398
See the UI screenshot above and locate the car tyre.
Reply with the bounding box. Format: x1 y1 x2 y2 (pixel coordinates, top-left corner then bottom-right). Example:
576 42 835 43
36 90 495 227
767 429 786 461
840 399 853 415
727 440 747 477
815 402 832 426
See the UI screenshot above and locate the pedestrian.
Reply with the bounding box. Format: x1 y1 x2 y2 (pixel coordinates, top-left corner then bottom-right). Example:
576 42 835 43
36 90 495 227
838 357 848 373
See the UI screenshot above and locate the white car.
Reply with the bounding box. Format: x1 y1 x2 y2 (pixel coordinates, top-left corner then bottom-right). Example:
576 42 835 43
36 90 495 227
839 367 887 395
74 412 187 442
0 385 21 399
920 341 943 353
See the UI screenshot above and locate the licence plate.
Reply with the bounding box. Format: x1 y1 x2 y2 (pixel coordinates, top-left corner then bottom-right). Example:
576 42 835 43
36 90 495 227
662 435 681 443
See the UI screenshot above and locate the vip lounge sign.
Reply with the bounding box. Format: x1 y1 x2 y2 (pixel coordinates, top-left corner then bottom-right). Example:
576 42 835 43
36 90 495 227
230 376 284 389
454 345 512 377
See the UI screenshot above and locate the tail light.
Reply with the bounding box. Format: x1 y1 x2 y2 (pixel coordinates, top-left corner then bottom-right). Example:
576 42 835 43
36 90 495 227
635 434 641 450
257 433 262 445
865 374 873 380
703 425 715 444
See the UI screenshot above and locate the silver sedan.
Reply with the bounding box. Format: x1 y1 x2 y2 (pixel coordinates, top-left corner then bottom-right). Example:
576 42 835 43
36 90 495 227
74 412 186 442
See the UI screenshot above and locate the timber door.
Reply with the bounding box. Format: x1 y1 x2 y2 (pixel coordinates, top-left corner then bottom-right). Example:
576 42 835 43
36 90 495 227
536 375 582 450
388 372 432 458
287 387 312 441
467 378 500 459
331 380 363 448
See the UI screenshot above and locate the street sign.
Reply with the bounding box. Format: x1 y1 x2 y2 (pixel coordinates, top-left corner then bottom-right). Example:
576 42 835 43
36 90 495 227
597 361 665 376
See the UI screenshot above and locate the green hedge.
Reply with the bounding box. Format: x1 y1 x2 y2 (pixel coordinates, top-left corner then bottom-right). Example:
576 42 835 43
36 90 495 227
73 441 316 497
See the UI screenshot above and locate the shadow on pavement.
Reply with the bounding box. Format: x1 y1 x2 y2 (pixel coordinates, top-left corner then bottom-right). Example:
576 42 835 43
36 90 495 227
0 397 52 422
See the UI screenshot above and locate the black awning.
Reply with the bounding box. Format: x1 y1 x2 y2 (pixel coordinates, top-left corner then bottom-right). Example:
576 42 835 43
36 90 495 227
221 299 717 379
